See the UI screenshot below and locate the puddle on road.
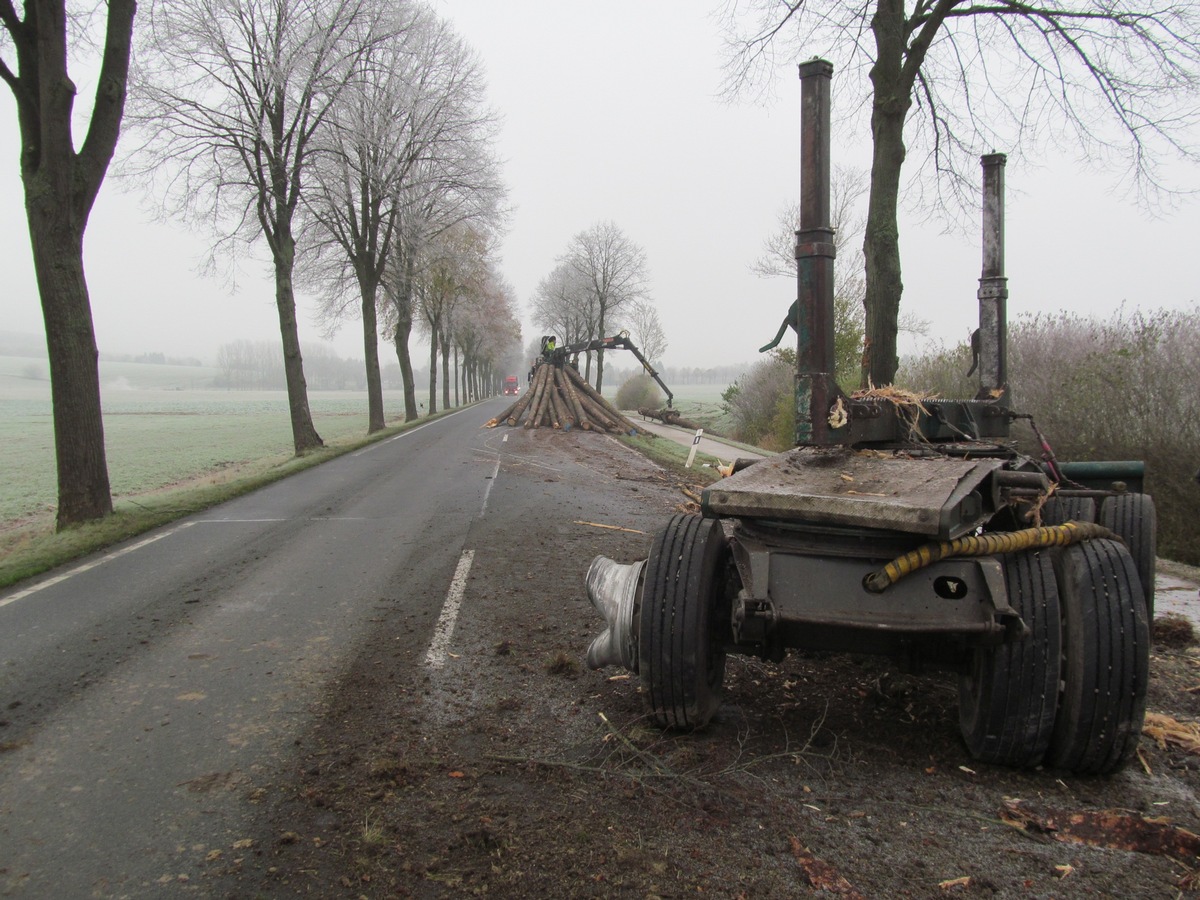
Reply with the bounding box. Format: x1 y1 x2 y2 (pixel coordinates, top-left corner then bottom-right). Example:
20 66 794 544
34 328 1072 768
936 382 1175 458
1158 574 1200 628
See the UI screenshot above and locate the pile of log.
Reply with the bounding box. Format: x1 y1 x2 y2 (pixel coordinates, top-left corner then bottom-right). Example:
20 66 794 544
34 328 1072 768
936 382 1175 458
484 363 643 434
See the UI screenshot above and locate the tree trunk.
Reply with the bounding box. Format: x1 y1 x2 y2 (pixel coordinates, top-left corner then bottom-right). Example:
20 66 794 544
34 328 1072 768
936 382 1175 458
393 254 419 421
862 0 913 387
428 322 438 415
393 318 418 420
31 211 113 528
440 335 451 410
453 343 460 407
11 0 137 528
595 309 607 393
272 231 323 452
356 269 385 433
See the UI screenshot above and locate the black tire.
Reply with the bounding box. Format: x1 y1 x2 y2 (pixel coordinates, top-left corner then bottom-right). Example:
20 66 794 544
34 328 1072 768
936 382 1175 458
1042 496 1096 526
1100 493 1157 619
639 515 729 729
959 550 1061 767
1047 539 1150 774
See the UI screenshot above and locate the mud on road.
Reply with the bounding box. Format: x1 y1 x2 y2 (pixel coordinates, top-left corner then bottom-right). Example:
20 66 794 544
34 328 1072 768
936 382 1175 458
220 432 1200 898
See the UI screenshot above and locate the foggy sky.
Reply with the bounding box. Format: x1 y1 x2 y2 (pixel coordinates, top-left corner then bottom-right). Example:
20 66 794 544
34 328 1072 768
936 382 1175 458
2 0 1196 372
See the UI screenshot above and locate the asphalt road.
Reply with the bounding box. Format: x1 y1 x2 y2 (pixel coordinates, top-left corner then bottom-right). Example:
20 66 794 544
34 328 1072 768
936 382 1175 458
0 400 515 896
4 400 1197 897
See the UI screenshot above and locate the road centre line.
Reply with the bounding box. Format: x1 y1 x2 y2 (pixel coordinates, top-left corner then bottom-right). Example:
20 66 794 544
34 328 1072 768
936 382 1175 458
0 522 196 609
423 549 475 670
195 518 288 523
478 458 502 518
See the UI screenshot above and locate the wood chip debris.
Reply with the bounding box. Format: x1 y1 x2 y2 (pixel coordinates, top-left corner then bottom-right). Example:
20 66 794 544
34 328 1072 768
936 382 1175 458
1143 711 1200 754
1000 798 1200 862
938 876 971 890
789 836 864 898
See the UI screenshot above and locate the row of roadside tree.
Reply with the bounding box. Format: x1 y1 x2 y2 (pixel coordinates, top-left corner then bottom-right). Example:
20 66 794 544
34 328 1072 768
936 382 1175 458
3 0 521 528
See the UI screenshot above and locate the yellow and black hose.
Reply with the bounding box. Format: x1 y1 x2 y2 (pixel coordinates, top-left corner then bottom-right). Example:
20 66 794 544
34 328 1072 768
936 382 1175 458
863 521 1117 593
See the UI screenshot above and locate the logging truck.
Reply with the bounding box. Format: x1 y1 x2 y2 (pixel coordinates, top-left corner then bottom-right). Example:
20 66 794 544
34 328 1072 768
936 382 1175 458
585 59 1154 776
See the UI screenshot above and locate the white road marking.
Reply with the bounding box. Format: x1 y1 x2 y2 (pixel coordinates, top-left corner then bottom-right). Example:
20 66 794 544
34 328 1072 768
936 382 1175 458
351 406 474 456
0 522 196 608
424 549 475 670
197 518 287 523
478 458 502 518
503 434 509 442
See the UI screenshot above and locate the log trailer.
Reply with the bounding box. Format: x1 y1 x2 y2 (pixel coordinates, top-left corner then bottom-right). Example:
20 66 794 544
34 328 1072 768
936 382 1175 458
585 60 1156 774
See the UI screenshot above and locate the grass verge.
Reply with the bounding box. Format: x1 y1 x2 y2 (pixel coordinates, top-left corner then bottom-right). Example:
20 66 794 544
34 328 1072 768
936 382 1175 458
617 434 725 487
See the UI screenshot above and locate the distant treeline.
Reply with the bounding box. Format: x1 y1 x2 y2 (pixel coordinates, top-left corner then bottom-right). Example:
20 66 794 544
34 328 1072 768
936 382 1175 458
102 351 205 367
0 331 49 358
214 340 427 392
2 333 204 368
604 363 749 387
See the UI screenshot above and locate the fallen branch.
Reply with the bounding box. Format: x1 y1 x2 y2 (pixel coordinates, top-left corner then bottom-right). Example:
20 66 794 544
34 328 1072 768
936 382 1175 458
574 521 647 535
638 407 704 431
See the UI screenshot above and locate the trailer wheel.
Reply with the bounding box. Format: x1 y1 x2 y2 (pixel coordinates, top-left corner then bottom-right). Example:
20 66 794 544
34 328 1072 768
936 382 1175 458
1100 493 1157 619
1047 539 1149 774
958 550 1061 767
639 514 729 729
1042 496 1095 526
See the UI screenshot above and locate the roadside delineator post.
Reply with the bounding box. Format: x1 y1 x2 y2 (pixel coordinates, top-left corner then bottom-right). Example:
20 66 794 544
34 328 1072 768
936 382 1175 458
685 429 704 468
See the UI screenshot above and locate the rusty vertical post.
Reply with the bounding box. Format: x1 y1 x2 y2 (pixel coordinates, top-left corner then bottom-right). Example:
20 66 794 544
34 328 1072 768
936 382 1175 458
977 153 1008 400
795 59 838 446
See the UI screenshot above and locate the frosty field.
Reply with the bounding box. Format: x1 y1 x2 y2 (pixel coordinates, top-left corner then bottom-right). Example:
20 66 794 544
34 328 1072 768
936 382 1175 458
1 356 740 524
0 356 412 522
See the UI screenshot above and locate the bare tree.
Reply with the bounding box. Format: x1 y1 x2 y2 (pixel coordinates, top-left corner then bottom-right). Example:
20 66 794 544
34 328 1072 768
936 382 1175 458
753 165 924 384
455 273 520 401
379 89 505 422
2 0 136 527
752 165 867 297
418 224 490 412
306 5 499 431
302 2 422 432
129 0 390 453
382 225 423 420
622 300 668 364
723 0 1200 385
562 221 650 393
530 262 596 359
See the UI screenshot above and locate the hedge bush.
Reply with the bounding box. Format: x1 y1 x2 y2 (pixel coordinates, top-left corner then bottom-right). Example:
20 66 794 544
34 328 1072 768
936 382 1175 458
722 306 1199 565
614 373 664 411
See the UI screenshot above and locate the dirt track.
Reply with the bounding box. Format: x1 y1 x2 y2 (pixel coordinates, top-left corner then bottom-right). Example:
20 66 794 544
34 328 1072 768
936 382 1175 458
219 432 1200 898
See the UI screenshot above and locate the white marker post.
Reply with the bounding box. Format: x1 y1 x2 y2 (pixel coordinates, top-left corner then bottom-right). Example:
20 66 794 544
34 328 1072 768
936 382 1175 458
685 429 704 468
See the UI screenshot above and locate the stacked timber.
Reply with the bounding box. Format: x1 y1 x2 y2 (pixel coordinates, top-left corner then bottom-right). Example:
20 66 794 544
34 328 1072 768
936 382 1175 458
483 363 643 434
